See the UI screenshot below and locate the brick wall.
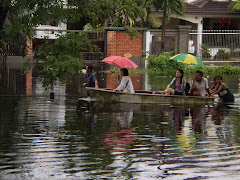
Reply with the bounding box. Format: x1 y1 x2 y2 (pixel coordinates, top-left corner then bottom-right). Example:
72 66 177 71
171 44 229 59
107 31 143 58
26 38 33 96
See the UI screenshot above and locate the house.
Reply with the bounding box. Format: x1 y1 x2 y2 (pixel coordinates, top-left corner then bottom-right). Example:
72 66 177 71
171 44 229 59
160 0 240 58
31 0 240 63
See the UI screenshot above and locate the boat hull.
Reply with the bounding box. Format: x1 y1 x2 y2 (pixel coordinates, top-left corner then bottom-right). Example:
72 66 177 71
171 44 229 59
85 88 215 105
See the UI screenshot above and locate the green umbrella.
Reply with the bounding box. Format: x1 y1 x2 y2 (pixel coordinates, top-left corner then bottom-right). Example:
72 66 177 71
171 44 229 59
170 54 205 66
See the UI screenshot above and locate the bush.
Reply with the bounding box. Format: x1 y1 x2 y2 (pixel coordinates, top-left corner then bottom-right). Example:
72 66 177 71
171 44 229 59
201 44 211 58
145 51 185 73
214 49 230 59
145 52 240 75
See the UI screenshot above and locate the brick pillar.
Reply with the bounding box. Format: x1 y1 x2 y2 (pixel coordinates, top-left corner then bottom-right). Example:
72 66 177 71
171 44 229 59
26 37 33 96
26 68 32 96
107 31 117 57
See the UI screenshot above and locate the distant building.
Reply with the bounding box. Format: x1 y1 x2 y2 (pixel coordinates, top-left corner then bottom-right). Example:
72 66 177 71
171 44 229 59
148 0 240 58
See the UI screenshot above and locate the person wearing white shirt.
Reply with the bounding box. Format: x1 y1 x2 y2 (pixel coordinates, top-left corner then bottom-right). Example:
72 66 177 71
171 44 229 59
114 68 135 94
190 70 210 97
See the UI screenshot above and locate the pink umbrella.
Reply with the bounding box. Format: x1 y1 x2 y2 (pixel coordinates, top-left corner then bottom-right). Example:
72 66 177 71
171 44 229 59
102 56 138 69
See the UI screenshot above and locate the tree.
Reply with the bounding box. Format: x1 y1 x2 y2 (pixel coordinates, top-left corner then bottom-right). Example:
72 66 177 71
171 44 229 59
152 0 185 20
229 0 240 11
151 0 185 52
110 0 148 27
0 0 68 69
35 32 99 97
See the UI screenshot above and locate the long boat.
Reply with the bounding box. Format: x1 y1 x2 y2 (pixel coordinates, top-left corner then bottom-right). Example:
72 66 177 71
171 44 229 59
85 87 215 105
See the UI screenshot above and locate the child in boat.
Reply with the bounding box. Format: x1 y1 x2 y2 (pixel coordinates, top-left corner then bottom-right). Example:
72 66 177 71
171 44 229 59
164 69 190 95
209 77 218 94
211 75 234 103
114 68 135 94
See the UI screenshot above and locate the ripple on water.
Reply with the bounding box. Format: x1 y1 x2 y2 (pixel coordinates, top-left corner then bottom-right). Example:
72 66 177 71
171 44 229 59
1 95 240 179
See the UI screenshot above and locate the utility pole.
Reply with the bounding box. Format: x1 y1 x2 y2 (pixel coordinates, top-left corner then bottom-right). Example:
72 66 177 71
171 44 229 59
161 0 167 53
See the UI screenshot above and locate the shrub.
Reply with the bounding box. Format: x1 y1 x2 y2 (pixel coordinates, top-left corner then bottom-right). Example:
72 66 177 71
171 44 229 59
145 53 240 75
145 51 185 73
201 44 211 58
214 49 230 59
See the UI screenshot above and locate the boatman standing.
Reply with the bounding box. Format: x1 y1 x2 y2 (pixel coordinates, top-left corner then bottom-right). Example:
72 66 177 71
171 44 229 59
83 64 98 96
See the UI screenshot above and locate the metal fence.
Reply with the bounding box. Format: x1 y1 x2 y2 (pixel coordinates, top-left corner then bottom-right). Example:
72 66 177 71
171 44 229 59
189 30 240 60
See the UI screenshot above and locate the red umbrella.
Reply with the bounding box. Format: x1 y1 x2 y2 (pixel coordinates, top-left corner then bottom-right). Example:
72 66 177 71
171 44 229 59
102 56 138 69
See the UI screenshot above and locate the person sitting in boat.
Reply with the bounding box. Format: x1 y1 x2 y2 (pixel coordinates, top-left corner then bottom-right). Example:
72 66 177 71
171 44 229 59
209 76 219 94
164 69 190 95
190 70 210 97
211 75 234 103
114 68 135 94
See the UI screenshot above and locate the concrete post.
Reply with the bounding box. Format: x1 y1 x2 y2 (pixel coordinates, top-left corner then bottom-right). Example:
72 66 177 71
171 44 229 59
197 17 203 57
178 25 192 54
145 31 153 68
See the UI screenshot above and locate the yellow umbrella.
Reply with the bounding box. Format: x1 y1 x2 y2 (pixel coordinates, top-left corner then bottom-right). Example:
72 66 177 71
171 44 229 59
170 54 205 66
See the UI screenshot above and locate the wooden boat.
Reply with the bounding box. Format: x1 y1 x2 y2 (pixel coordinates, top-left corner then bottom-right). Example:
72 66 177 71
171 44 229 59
85 87 215 105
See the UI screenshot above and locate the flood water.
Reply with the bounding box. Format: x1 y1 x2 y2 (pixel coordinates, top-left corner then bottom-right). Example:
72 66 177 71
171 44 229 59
1 70 240 179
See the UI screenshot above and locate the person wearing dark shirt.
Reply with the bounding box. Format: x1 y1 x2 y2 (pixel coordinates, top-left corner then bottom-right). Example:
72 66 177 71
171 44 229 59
83 65 98 88
211 75 234 103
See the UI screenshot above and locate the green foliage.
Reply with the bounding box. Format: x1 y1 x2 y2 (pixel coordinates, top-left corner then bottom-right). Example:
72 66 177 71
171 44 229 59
36 32 99 87
149 13 162 29
145 50 240 75
0 0 67 58
110 0 148 27
83 23 104 31
145 56 240 75
214 49 230 60
123 27 141 40
145 50 185 73
152 0 185 22
184 64 240 75
21 58 32 74
228 0 240 11
201 44 211 58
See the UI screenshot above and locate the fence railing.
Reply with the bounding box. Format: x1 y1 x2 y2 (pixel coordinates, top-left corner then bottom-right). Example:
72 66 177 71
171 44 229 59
189 30 240 60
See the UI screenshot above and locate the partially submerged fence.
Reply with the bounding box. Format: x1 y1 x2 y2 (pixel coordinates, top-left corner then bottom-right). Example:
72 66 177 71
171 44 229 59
189 30 240 60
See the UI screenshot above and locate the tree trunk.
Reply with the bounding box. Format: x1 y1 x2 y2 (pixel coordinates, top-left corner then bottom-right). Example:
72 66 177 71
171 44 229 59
0 4 9 86
1 44 8 87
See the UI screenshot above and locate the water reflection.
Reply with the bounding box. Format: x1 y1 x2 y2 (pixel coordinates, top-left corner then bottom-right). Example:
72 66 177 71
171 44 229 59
1 68 240 179
1 95 240 179
210 104 232 146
